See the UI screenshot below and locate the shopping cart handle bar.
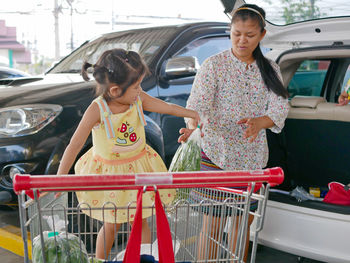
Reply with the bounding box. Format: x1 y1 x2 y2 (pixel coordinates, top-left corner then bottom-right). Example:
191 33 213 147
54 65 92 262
13 167 284 192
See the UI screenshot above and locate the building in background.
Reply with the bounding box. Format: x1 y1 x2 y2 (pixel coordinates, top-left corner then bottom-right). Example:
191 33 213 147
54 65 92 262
0 20 31 68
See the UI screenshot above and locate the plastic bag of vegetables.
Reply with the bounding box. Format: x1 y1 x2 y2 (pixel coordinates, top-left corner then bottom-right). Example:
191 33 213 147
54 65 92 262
169 127 201 172
32 231 89 263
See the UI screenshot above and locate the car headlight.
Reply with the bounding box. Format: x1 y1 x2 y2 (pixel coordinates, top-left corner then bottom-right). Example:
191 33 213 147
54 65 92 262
0 104 62 138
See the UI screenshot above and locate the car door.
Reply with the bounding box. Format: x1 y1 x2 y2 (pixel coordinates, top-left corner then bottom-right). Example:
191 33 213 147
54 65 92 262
157 34 232 164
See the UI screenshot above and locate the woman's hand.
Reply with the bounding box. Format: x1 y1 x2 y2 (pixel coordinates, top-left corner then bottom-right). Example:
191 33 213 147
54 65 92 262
337 90 349 106
237 116 274 143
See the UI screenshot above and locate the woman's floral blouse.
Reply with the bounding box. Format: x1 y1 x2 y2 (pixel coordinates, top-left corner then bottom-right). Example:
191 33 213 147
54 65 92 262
186 49 289 170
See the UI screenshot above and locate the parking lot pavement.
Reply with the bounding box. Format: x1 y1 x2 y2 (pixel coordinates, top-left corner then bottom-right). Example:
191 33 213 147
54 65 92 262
0 205 27 257
250 245 326 263
0 247 25 263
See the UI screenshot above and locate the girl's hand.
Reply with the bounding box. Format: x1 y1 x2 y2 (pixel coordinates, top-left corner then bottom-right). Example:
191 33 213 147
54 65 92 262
237 116 273 143
178 128 195 143
191 110 201 126
187 109 201 126
337 90 349 106
178 124 203 143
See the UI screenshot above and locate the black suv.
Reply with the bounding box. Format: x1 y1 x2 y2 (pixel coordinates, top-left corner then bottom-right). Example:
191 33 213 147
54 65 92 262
0 22 232 204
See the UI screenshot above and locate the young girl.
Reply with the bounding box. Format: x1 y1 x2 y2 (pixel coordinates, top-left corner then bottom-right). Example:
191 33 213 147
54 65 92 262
56 48 200 260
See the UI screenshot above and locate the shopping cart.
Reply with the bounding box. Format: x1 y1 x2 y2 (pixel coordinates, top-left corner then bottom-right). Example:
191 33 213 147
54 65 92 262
14 167 284 263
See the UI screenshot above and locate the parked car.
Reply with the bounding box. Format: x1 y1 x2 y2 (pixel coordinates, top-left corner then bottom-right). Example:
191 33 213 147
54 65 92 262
0 21 233 205
1 0 350 262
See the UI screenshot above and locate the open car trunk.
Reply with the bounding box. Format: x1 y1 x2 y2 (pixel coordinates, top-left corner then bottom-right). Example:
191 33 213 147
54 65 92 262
256 46 350 263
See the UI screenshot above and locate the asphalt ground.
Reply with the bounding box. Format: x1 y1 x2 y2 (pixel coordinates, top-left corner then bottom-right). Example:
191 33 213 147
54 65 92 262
0 205 31 260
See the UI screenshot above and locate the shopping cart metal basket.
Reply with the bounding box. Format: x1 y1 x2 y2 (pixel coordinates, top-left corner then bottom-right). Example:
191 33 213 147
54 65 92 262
14 167 284 263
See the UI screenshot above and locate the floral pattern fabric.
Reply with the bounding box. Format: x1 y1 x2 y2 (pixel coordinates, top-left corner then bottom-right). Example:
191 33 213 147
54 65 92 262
186 49 289 170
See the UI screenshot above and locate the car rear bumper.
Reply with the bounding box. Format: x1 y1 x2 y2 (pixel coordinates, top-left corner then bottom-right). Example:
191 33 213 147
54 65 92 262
253 199 350 263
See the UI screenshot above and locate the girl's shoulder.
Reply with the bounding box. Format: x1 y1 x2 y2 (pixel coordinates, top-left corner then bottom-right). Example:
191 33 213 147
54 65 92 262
80 100 101 125
92 96 104 104
92 96 112 112
88 99 102 114
89 96 107 118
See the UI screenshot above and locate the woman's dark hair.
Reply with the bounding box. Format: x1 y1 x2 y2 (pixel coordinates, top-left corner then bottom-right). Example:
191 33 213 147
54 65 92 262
232 4 289 99
81 48 149 101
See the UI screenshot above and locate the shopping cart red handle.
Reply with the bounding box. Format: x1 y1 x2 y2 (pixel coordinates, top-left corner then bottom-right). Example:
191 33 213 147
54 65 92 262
13 167 284 193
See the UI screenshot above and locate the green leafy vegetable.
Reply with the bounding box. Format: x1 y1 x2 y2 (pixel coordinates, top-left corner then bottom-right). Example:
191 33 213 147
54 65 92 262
169 128 201 172
32 231 89 263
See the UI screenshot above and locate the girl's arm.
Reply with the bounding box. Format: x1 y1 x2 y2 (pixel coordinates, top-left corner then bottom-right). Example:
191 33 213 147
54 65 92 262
56 102 100 175
140 91 200 123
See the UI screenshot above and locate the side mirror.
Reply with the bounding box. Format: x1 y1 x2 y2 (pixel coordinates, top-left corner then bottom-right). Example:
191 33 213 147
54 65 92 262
163 56 200 80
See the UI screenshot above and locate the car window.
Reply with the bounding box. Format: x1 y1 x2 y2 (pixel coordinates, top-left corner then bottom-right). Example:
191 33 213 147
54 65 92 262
50 27 178 74
0 72 11 79
288 60 331 98
0 72 23 79
174 37 231 65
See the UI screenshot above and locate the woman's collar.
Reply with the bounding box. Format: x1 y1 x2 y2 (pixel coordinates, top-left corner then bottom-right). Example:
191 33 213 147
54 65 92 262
229 48 257 70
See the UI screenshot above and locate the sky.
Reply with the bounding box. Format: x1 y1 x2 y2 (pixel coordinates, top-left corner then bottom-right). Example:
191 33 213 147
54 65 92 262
0 0 229 59
1 0 350 60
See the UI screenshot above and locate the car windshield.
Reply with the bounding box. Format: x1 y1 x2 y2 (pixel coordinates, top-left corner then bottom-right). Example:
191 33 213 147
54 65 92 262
246 0 349 25
49 26 178 74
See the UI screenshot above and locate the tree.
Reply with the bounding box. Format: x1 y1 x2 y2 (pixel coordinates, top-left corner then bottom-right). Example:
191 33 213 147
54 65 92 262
280 0 324 23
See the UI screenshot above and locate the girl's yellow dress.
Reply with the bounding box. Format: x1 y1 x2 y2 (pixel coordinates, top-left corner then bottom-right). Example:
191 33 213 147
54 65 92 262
75 96 175 223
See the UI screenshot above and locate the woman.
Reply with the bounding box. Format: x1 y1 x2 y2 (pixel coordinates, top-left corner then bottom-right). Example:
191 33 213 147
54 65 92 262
178 4 289 261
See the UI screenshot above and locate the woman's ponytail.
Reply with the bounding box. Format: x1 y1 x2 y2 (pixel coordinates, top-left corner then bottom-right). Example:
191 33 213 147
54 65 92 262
254 45 289 99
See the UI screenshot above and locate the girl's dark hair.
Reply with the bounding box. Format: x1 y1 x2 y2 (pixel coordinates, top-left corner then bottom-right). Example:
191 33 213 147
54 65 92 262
81 48 149 101
232 4 289 99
